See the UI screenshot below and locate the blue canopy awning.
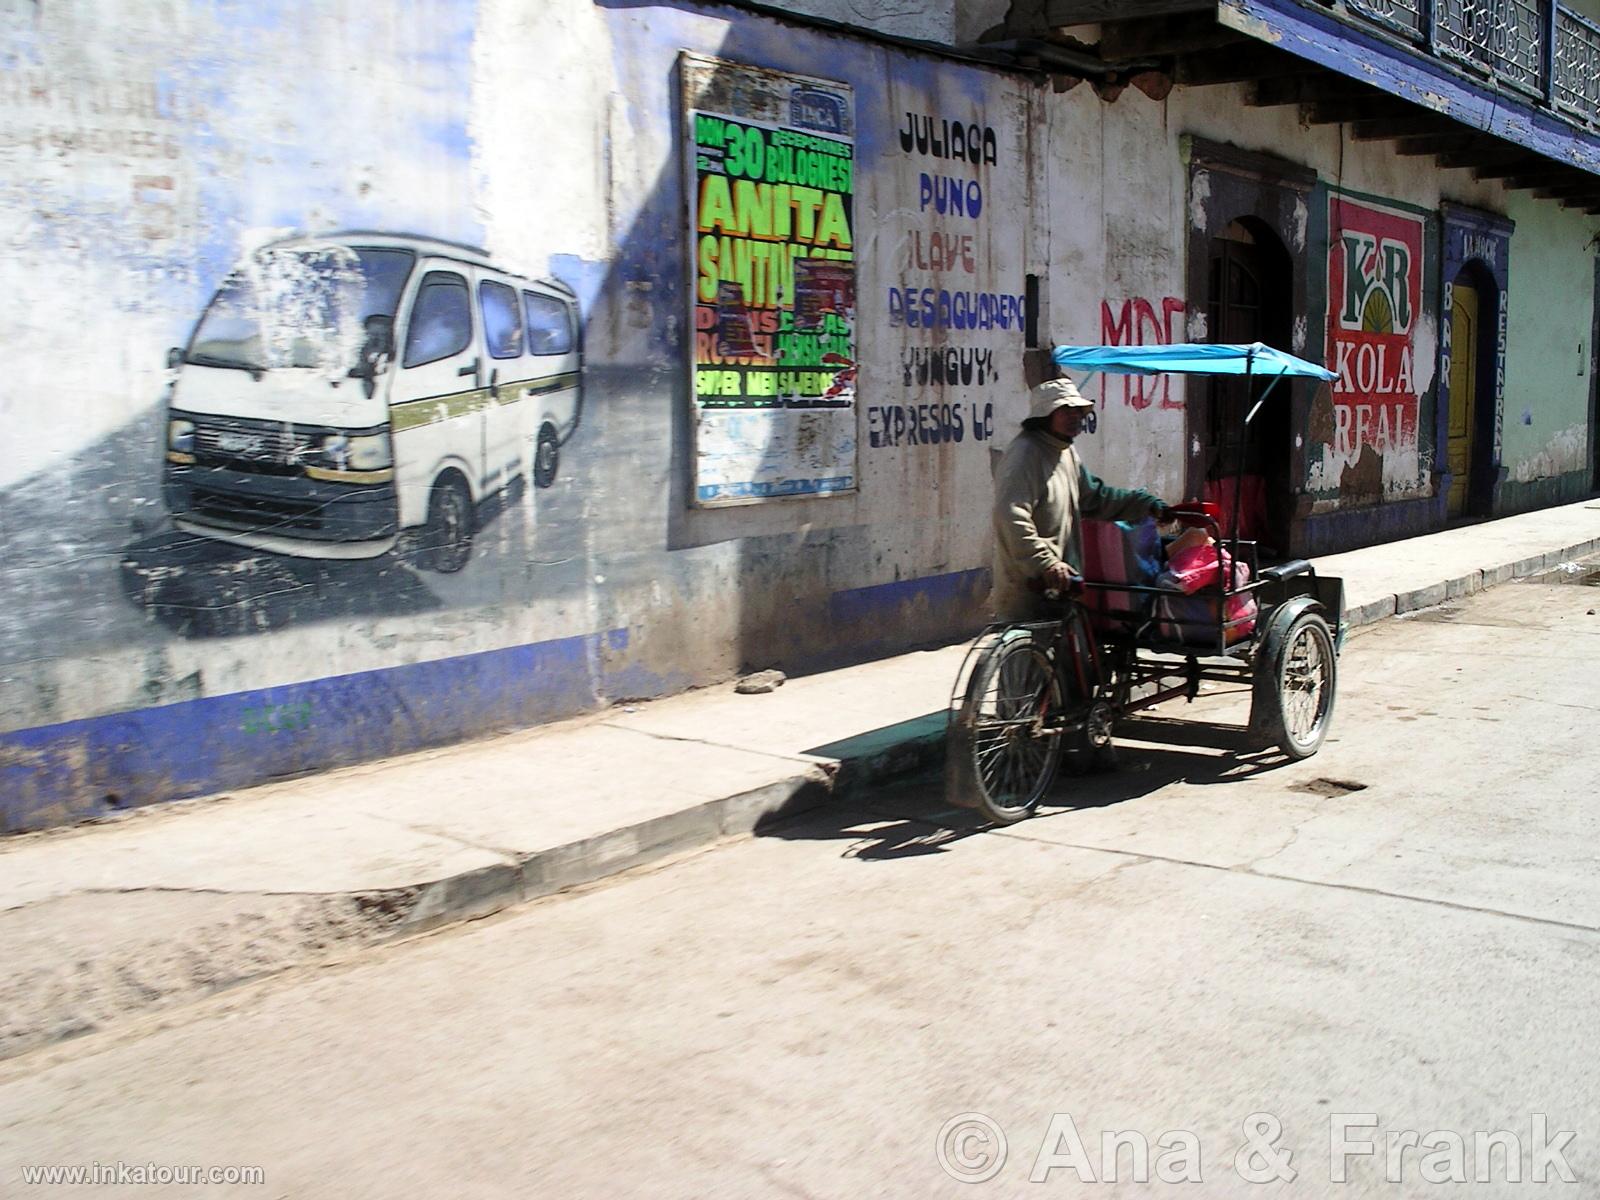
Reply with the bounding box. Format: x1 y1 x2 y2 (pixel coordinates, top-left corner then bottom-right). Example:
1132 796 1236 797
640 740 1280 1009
1051 342 1338 381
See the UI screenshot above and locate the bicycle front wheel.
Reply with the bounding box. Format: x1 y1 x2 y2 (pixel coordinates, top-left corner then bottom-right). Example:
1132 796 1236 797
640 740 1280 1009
953 631 1065 824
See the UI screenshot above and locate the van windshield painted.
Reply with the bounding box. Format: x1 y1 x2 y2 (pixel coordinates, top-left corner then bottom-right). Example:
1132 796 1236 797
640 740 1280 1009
186 247 415 375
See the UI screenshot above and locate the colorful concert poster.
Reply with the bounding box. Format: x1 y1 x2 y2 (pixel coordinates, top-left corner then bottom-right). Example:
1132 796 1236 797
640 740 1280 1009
682 54 857 505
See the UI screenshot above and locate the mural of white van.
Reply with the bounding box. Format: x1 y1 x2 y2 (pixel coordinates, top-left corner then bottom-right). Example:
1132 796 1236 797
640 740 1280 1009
162 232 582 572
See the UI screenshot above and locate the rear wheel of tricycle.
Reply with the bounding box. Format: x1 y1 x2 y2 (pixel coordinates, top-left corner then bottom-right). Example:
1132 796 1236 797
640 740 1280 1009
1253 608 1337 759
952 631 1065 824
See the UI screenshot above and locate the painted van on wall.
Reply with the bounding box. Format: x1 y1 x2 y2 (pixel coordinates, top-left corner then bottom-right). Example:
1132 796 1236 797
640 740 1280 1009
162 233 582 572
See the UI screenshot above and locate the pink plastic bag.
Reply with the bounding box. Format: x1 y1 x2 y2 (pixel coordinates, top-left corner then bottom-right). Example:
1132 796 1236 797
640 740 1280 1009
1165 540 1235 595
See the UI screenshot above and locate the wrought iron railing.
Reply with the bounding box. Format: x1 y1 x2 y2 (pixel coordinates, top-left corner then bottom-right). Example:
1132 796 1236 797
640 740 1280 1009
1435 0 1547 98
1345 0 1428 42
1331 0 1600 129
1553 5 1600 123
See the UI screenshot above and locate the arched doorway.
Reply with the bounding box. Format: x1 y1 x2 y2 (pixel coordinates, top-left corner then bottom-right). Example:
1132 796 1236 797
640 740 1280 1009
1203 218 1294 554
1446 261 1497 519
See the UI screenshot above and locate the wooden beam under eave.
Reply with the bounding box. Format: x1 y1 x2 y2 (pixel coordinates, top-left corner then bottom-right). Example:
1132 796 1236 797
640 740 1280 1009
1043 0 1214 23
1351 116 1459 141
1507 171 1588 190
1470 155 1562 179
1495 166 1582 187
1101 11 1241 58
1251 73 1376 107
1533 180 1600 200
1438 147 1530 171
1337 107 1445 134
1178 43 1305 86
1394 132 1478 156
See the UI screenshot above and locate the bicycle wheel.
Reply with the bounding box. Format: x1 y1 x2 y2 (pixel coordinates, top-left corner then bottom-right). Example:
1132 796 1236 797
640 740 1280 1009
1252 608 1337 759
954 631 1065 824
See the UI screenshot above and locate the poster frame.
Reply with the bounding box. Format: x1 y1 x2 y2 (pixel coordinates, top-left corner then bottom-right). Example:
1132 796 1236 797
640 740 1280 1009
679 51 860 509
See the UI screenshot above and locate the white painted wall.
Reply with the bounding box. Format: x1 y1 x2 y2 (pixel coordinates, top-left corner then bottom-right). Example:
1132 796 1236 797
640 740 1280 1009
0 0 1037 746
1500 192 1597 486
5 0 1593 817
749 0 958 44
1027 76 1580 508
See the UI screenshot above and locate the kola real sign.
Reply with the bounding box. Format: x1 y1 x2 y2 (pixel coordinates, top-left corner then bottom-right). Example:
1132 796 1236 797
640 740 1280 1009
1326 195 1424 459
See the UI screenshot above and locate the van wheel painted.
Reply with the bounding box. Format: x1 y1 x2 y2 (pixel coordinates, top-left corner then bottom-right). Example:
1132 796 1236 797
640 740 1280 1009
533 424 559 489
421 475 474 574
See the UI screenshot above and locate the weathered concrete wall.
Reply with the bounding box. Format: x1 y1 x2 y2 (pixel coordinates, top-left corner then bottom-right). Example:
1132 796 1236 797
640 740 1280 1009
1047 76 1595 550
4 0 1595 831
1038 76 1190 502
1499 192 1596 512
1038 81 1463 534
732 0 956 44
0 0 1039 831
714 0 1009 48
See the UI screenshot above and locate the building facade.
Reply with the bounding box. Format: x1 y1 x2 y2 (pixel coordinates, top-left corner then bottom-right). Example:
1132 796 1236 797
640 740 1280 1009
2 0 1596 829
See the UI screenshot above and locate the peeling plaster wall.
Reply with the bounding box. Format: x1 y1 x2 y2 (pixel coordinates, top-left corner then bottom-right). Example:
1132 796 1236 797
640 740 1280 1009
1500 192 1597 502
0 0 1033 830
1179 84 1599 521
6 1 1597 831
735 0 958 44
1036 81 1474 510
1510 423 1590 483
1035 84 1189 501
1039 77 1597 534
1184 87 1451 509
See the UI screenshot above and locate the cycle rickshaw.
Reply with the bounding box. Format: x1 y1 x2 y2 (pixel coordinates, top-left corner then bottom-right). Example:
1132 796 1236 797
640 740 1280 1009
948 342 1345 825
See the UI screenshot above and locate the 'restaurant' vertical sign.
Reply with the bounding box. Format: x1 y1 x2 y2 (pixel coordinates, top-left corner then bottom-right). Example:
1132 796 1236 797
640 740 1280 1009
682 54 857 505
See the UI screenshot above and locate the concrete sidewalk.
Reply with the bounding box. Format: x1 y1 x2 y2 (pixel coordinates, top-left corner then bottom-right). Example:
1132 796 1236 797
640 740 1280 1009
4 498 1599 1060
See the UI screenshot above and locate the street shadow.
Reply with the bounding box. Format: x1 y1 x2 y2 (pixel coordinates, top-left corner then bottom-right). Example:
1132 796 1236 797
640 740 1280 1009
1115 713 1262 754
758 795 990 862
761 712 1296 861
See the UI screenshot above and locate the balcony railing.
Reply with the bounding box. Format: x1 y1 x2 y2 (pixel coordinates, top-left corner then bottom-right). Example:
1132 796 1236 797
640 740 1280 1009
1436 0 1546 97
1345 0 1427 41
1554 5 1600 121
1334 0 1600 128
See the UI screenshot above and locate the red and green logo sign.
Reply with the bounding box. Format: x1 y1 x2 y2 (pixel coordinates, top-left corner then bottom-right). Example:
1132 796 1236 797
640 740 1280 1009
1326 196 1423 457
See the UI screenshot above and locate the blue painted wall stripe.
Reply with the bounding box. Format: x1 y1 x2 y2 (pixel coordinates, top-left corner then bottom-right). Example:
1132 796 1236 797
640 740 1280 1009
829 567 989 625
2 568 992 834
0 629 623 833
828 567 990 658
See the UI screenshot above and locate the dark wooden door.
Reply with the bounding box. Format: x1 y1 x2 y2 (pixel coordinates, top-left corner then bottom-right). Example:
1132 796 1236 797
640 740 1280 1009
1202 232 1292 551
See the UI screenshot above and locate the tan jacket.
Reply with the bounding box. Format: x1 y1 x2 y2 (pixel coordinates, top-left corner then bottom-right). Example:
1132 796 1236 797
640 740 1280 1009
990 429 1159 621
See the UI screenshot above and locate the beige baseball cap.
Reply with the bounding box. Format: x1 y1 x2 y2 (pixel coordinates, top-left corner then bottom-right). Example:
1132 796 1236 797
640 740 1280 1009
1027 377 1093 420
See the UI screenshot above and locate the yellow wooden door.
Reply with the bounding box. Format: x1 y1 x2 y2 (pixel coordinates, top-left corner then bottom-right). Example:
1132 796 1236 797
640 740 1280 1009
1447 281 1479 518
